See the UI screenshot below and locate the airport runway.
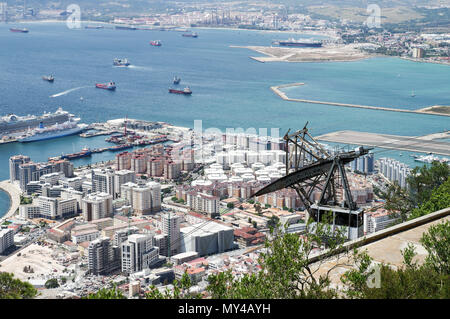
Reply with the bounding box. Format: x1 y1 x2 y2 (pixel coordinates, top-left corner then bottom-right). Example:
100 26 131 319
316 130 450 156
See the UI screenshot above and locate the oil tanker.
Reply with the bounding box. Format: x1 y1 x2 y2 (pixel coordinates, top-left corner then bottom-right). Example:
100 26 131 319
169 87 192 95
10 28 29 33
61 148 92 160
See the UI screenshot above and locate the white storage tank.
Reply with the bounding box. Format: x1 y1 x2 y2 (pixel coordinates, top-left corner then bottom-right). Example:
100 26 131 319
228 176 244 183
251 162 265 171
210 163 223 170
269 173 283 181
192 179 213 187
207 174 228 183
241 173 256 182
257 176 271 183
255 170 269 177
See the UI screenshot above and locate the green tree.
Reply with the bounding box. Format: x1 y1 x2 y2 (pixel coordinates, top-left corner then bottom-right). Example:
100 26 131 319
145 273 201 299
84 286 126 299
341 221 450 299
407 161 450 207
0 272 37 299
207 214 348 299
227 202 234 209
44 278 59 289
409 177 450 220
420 220 450 275
382 181 414 222
267 215 279 229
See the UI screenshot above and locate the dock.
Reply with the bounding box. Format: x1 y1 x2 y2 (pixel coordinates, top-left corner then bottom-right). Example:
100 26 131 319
271 83 450 118
316 130 450 156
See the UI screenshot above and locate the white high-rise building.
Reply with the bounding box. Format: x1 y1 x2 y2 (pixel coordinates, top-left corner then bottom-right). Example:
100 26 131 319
82 192 113 221
132 185 153 215
91 168 116 198
161 213 181 257
114 170 136 198
88 237 120 275
0 229 14 254
121 234 159 274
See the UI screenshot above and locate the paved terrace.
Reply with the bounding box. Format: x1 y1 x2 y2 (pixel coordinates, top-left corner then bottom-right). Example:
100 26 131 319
309 207 450 289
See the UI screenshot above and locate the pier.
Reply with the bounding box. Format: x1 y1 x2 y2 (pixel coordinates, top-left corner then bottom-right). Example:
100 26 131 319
271 83 450 117
316 130 450 156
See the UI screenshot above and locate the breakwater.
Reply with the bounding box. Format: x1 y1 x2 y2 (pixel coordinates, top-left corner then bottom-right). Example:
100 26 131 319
271 83 450 117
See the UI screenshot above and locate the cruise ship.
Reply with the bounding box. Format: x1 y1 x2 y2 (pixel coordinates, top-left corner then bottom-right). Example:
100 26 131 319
0 107 74 135
18 118 88 143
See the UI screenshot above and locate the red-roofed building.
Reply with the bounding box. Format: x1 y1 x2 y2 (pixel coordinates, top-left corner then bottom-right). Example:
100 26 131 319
234 227 266 248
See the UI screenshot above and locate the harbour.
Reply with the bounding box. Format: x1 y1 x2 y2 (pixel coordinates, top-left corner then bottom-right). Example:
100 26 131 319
1 23 450 217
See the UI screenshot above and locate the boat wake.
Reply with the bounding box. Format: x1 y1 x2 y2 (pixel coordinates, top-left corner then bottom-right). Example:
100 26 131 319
50 86 87 98
127 65 153 71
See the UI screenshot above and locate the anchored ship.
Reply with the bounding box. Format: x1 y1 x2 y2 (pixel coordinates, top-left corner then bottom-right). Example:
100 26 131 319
182 32 198 38
42 75 54 82
113 58 130 67
150 40 162 46
96 82 116 90
169 86 192 95
18 118 87 143
273 38 322 47
10 28 29 33
85 25 104 29
115 25 137 30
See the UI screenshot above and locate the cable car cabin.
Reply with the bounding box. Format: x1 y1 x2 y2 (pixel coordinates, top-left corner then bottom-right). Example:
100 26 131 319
308 204 364 241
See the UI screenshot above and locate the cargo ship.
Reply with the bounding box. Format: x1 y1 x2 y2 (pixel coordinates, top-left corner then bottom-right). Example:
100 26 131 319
18 118 88 143
150 40 162 46
61 147 92 160
10 28 29 33
173 76 181 84
273 38 322 47
85 25 104 29
96 82 116 90
1 107 75 135
182 32 198 38
108 144 133 151
42 75 54 82
169 86 192 95
115 25 137 30
113 58 130 67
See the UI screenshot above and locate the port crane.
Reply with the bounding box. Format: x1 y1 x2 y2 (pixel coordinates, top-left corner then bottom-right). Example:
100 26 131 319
252 123 372 240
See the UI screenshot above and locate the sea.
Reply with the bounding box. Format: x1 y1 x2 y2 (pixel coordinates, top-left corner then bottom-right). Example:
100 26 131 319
0 22 449 217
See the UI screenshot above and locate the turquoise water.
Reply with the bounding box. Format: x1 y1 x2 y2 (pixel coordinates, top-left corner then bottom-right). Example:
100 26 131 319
0 22 449 216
